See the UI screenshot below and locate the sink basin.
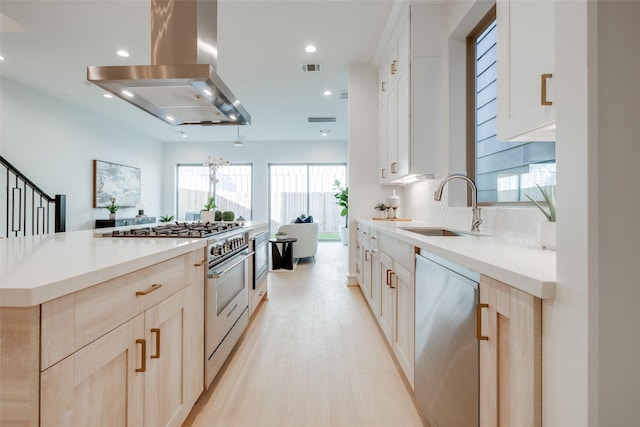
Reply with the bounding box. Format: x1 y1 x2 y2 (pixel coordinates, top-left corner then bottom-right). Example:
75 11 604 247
399 227 475 237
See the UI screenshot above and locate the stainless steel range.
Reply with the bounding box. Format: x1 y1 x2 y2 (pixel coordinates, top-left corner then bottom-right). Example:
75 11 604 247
111 221 244 238
111 221 252 388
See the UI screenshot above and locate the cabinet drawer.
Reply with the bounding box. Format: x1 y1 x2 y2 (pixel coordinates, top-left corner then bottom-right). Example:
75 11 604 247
41 254 188 370
379 233 414 272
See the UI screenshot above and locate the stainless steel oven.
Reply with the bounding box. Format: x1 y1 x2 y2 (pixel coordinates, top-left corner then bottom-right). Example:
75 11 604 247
252 231 269 289
205 231 252 388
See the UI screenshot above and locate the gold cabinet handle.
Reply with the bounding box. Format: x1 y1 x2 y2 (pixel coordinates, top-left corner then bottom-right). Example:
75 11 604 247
386 269 392 287
391 162 398 174
477 303 489 340
365 250 371 262
389 271 396 289
381 168 387 179
381 81 386 92
151 328 160 359
391 60 397 75
194 259 206 267
371 235 377 240
136 339 146 372
135 284 162 296
541 73 553 106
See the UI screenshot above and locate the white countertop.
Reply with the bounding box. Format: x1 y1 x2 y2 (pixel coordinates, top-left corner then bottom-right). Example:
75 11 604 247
1 221 268 307
360 220 556 299
0 229 208 307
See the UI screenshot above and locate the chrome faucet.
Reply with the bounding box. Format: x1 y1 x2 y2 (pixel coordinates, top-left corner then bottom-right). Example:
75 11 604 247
434 174 482 233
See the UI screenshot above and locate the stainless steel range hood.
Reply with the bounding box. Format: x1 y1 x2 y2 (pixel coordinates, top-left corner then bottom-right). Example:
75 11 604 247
87 0 250 126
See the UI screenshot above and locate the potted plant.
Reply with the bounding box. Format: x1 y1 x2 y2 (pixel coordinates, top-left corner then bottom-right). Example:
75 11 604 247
201 196 217 222
374 202 389 219
160 214 175 222
104 197 120 220
526 184 556 250
333 179 349 245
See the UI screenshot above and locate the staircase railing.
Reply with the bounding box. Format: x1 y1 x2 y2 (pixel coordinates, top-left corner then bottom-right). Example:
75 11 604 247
1 155 66 238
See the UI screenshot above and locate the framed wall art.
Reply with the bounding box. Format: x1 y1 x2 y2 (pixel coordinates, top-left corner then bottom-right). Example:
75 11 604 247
93 160 141 208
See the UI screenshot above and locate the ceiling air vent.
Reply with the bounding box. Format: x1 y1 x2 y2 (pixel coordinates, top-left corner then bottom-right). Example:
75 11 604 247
301 63 321 72
308 117 336 123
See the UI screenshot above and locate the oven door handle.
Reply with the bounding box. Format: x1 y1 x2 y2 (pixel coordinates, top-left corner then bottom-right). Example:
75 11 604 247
208 252 254 278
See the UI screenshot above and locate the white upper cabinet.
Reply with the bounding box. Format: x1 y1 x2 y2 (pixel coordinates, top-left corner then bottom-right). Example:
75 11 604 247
497 0 556 141
377 3 445 184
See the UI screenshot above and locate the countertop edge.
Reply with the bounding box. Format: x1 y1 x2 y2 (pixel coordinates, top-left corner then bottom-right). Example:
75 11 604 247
1 239 207 307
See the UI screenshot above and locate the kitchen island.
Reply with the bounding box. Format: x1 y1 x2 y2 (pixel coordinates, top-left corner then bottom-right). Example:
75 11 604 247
1 227 224 426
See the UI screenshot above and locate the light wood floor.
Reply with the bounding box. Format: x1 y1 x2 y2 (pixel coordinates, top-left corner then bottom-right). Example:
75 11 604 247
182 242 424 427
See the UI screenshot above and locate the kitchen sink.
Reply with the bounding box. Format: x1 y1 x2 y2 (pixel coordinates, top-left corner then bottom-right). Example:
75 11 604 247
398 227 477 237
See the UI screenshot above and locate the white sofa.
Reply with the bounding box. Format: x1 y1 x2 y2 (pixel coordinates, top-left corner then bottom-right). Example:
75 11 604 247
277 222 319 262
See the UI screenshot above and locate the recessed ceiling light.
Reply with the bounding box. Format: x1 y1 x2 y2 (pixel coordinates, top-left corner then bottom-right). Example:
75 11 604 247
166 115 175 122
116 50 130 57
305 45 317 53
0 55 5 61
181 132 188 138
320 130 330 136
229 114 237 121
103 93 113 99
323 90 332 96
122 90 134 98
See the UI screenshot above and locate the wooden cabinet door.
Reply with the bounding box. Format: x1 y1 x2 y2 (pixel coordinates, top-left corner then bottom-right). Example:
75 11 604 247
392 261 415 388
144 288 191 427
497 0 555 141
40 314 145 427
369 247 382 317
362 241 373 301
395 67 410 179
355 227 364 285
379 252 394 343
378 95 389 182
479 276 542 427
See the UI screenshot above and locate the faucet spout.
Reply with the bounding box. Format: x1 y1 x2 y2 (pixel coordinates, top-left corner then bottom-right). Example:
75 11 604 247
433 174 482 233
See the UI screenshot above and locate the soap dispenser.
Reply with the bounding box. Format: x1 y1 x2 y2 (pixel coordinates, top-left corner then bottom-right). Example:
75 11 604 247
386 190 400 219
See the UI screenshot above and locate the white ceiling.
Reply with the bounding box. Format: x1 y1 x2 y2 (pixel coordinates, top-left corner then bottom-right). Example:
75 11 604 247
0 0 394 144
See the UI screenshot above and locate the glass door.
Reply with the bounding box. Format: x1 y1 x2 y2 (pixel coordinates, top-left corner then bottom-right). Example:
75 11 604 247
268 164 346 240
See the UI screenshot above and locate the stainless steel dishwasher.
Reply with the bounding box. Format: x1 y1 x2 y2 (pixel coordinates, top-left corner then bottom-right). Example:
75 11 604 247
415 250 479 427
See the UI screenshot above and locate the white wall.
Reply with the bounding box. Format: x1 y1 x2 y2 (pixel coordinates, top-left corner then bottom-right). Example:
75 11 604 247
0 78 163 231
161 139 347 223
589 1 640 424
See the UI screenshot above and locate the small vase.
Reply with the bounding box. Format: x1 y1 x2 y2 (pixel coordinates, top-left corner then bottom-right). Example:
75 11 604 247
200 210 217 223
537 221 556 250
109 213 116 220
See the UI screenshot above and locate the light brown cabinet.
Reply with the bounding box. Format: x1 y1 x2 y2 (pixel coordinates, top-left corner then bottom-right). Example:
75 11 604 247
479 275 542 427
0 249 205 427
391 260 414 387
40 313 146 426
356 221 415 388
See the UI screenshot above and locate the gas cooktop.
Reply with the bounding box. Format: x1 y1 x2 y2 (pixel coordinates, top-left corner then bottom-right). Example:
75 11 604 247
110 222 244 238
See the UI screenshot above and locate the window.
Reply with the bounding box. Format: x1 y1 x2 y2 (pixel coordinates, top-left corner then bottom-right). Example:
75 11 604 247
269 164 346 240
469 12 556 203
176 164 252 221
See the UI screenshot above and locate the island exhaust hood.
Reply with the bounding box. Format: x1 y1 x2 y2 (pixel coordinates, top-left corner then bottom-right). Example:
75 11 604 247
87 0 250 126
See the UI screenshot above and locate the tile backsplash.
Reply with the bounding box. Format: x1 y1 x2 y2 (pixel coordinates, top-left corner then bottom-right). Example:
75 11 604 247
401 179 546 248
